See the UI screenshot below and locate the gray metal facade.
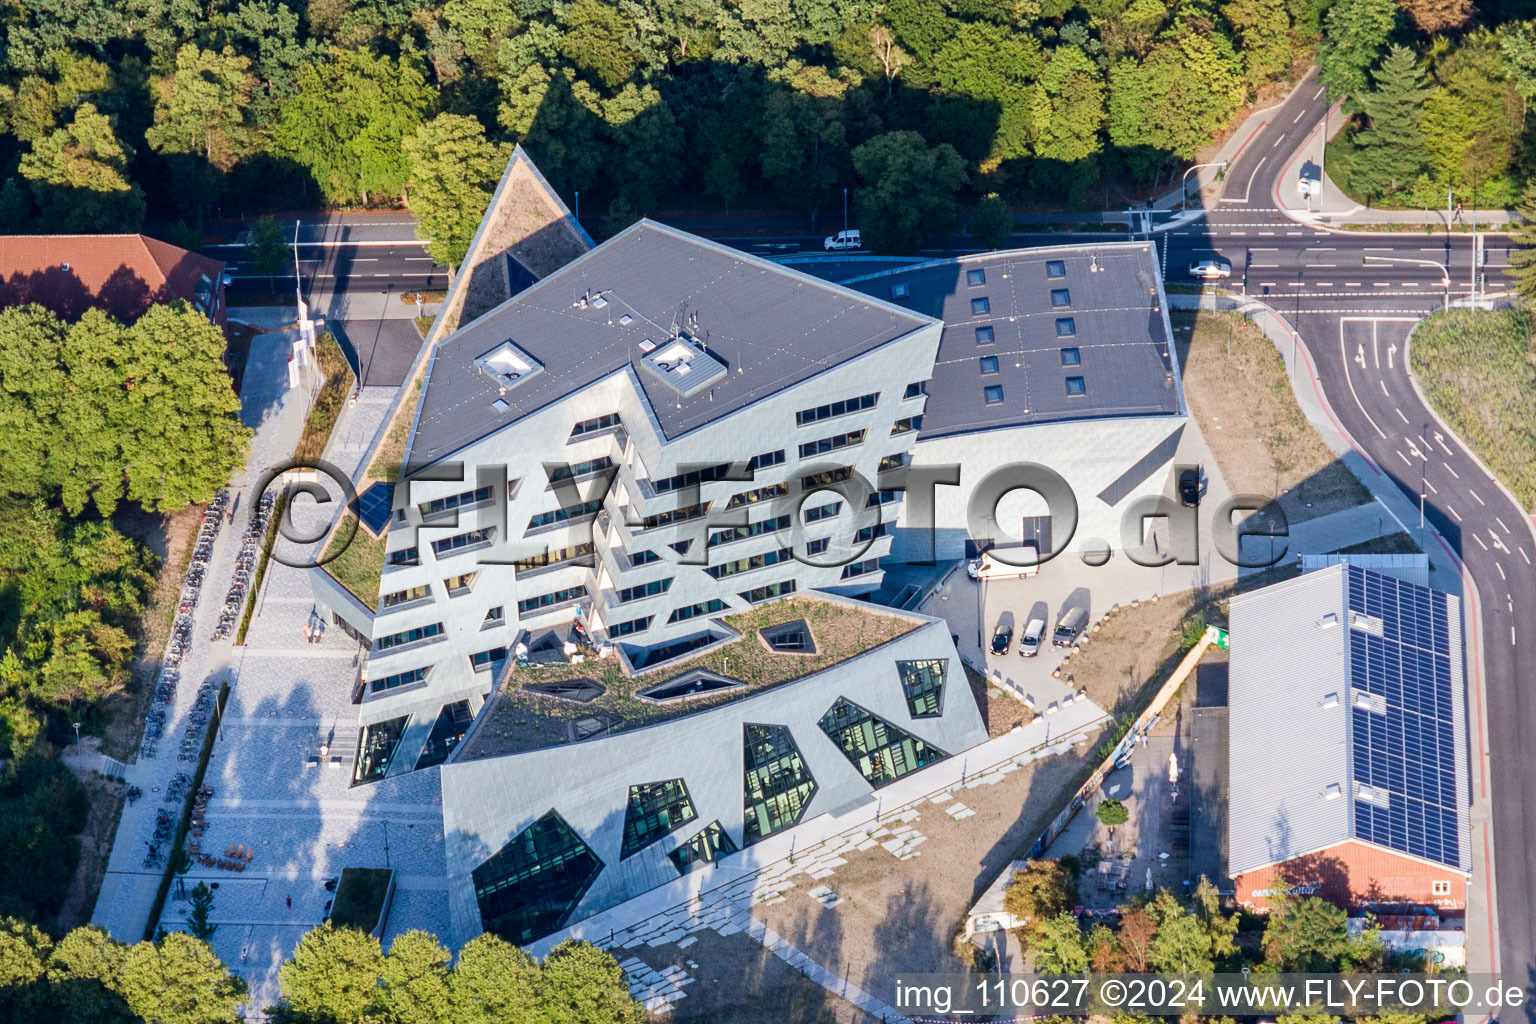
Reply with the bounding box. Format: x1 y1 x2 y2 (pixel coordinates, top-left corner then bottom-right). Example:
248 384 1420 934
1227 564 1469 878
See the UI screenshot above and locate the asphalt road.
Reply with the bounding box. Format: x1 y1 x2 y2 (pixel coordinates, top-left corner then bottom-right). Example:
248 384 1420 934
206 99 1532 988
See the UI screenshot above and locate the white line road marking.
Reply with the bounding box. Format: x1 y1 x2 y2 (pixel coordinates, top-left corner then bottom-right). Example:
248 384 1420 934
1313 86 1325 99
1521 547 1532 564
1509 593 1514 612
404 257 436 262
1232 231 1248 236
1272 134 1286 148
1444 461 1459 479
1341 322 1388 439
1425 479 1438 494
1306 247 1336 252
1395 408 1409 424
1379 380 1390 396
1252 264 1279 268
1470 488 1484 505
1261 231 1276 236
1397 449 1412 467
1287 231 1304 235
1346 282 1361 287
1373 282 1391 287
1364 247 1393 251
1449 505 1462 521
1497 562 1507 580
1512 626 1517 646
1317 281 1334 286
1293 110 1305 123
1475 534 1489 551
1288 282 1304 287
1404 282 1420 287
1496 516 1510 533
1251 247 1279 251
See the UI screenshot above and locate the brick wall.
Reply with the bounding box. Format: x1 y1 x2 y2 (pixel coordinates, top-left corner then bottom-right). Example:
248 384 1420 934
1234 839 1466 911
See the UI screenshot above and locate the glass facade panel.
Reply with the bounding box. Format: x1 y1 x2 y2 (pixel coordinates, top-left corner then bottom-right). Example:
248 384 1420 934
742 723 817 845
817 697 948 787
621 779 698 858
668 820 738 875
415 700 472 769
898 659 947 718
473 812 603 944
354 716 408 783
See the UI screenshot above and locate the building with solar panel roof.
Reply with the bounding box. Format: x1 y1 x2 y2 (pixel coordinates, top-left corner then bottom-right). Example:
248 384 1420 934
1227 562 1470 912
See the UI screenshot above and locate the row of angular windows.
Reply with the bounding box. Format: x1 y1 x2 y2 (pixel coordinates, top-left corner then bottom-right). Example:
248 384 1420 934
795 391 879 427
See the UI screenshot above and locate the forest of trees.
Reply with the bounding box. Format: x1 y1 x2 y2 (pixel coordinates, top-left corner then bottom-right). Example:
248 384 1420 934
0 918 646 1024
0 0 1329 258
0 301 250 925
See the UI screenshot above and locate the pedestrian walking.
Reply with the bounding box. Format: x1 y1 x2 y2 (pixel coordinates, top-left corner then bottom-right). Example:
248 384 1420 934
286 894 292 909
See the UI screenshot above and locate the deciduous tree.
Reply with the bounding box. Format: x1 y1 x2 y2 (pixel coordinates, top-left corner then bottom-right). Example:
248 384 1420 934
403 114 513 267
18 104 144 233
448 933 541 1024
117 933 246 1024
1317 0 1398 100
852 130 968 254
537 940 646 1024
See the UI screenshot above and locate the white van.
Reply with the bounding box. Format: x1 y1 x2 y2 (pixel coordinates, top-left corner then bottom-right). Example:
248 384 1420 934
966 542 1040 581
824 229 862 251
1019 618 1047 657
1052 607 1087 648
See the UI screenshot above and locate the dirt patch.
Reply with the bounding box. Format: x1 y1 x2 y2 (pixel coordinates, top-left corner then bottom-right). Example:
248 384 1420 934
1173 309 1371 524
966 661 1038 738
55 771 128 932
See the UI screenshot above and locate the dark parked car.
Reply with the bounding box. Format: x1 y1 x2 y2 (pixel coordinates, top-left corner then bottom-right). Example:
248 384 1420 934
990 623 1013 656
1179 467 1201 508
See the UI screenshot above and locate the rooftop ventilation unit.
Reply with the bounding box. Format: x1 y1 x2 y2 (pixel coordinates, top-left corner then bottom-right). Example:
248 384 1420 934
1322 782 1342 800
591 294 609 309
1318 612 1338 629
618 314 633 326
473 339 545 396
1319 692 1340 709
638 339 657 353
637 331 727 398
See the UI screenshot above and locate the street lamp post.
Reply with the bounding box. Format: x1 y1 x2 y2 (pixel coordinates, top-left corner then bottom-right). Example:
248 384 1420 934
842 188 848 234
72 721 81 745
1181 161 1228 212
1363 255 1451 311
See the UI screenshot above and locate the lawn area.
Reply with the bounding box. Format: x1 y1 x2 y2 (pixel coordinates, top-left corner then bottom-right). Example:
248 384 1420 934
461 596 921 757
1411 308 1536 513
321 514 386 608
365 379 419 484
294 332 355 464
1173 309 1371 523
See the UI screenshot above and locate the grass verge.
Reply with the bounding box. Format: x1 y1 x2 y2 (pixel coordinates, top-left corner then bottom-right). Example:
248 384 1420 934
144 680 229 941
294 332 355 465
1409 308 1536 512
235 492 286 646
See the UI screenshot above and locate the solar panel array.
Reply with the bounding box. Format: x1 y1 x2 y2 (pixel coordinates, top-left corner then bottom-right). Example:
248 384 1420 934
1346 566 1462 869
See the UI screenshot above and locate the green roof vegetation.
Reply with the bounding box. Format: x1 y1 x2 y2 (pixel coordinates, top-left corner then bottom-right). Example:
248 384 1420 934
329 867 394 934
320 514 385 609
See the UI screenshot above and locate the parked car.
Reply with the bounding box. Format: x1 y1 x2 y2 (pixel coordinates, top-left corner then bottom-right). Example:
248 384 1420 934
966 542 1041 581
1178 466 1202 508
1053 607 1087 648
990 623 1013 656
1188 258 1231 280
824 229 862 251
1020 618 1047 657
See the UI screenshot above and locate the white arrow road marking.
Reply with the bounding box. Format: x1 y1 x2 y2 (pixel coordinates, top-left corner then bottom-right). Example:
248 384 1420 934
1434 432 1452 454
1387 343 1397 369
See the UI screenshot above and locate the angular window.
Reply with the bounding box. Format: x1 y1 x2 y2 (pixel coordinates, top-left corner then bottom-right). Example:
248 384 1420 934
856 522 890 543
760 619 816 654
445 572 477 595
841 558 880 579
641 501 710 530
1055 317 1076 337
629 549 660 566
800 466 853 491
415 700 472 770
616 577 672 603
750 449 786 471
1066 376 1087 397
527 499 602 531
431 526 495 558
806 537 829 556
1045 260 1066 278
569 412 622 439
369 667 428 695
1050 288 1071 307
966 268 986 286
669 821 738 875
483 606 505 627
974 326 994 345
903 381 927 399
381 584 432 609
710 514 791 548
798 429 865 460
473 811 603 945
668 598 726 623
607 616 651 638
866 489 899 507
706 547 792 580
354 716 408 784
898 659 947 718
726 482 788 510
878 452 910 472
386 546 420 567
517 585 586 615
970 297 990 315
795 392 879 427
743 724 818 845
1060 347 1081 367
652 462 733 494
740 579 796 604
621 779 698 858
983 385 1004 405
376 622 444 651
817 697 948 787
890 415 923 436
512 542 594 573
979 356 999 376
668 539 692 555
419 485 495 520
469 646 508 672
547 457 614 485
803 501 841 524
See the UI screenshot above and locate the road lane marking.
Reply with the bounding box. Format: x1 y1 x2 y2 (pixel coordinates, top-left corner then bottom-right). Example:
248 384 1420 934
1340 321 1388 439
1260 231 1276 236
1288 281 1304 287
1448 505 1462 521
1444 461 1459 478
1474 534 1488 550
1373 282 1391 287
1379 380 1390 396
1271 134 1286 148
1497 562 1506 580
1521 547 1532 564
1394 408 1409 424
1313 86 1325 99
1470 488 1484 504
404 257 435 262
353 257 378 262
1346 282 1361 286
1496 516 1510 533
1396 449 1412 466
1306 247 1336 251
1404 282 1420 287
1425 479 1438 494
1317 282 1334 286
1252 263 1279 268
1293 110 1305 123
